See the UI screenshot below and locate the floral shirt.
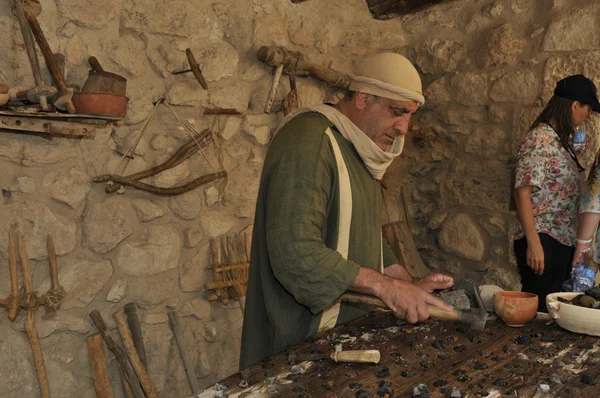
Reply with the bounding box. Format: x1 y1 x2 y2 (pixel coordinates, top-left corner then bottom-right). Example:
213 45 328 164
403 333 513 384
580 155 600 262
514 124 580 246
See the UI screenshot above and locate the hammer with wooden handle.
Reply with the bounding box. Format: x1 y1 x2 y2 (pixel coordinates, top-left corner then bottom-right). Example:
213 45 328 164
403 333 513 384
24 6 76 113
341 290 488 332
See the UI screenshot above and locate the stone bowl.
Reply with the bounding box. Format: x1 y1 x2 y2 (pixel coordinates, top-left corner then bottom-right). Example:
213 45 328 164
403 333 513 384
546 292 600 337
493 291 538 327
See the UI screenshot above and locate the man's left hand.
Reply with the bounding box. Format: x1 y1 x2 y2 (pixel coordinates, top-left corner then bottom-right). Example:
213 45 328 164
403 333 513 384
414 273 454 292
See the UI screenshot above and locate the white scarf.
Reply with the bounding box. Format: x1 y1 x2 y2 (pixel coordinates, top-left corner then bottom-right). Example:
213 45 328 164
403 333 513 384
276 104 404 180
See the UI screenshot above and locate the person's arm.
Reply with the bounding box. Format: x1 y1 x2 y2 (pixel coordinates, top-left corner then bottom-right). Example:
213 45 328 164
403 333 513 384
349 266 452 324
514 186 545 275
572 212 598 265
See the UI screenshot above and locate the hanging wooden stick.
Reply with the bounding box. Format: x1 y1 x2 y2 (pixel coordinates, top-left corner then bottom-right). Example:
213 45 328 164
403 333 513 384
7 232 19 321
89 310 145 398
168 311 200 395
112 311 159 398
264 64 284 113
17 232 51 398
87 334 115 398
44 234 65 318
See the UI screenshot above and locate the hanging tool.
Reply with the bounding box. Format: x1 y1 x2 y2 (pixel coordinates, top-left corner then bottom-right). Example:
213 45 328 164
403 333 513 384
87 334 116 398
24 4 76 113
168 311 201 395
89 310 145 398
113 311 159 398
124 303 147 369
172 48 208 90
17 232 51 398
13 1 55 111
341 289 489 332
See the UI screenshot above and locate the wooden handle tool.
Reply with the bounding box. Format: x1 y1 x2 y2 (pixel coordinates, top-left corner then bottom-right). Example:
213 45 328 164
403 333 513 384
7 232 19 321
89 310 145 398
168 311 200 395
288 349 380 364
87 334 115 398
113 311 159 398
124 303 147 369
17 232 51 398
341 292 487 331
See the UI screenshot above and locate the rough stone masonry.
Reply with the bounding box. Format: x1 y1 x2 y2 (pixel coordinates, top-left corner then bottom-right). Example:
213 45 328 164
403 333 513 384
1 0 599 396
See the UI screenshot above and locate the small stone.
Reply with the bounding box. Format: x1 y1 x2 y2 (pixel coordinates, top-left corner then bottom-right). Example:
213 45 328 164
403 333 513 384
457 374 469 382
438 290 471 310
131 199 163 222
11 176 36 193
433 379 448 387
349 383 362 390
454 345 467 353
204 186 220 206
220 117 242 140
438 354 450 360
472 361 488 370
581 373 596 386
515 335 532 345
355 390 370 398
421 360 435 369
143 313 168 324
479 285 504 312
449 387 462 398
537 384 551 394
183 228 204 248
493 378 508 387
375 367 389 378
401 370 415 377
150 134 168 150
238 380 248 388
517 353 529 360
105 278 127 303
412 383 429 398
432 339 447 350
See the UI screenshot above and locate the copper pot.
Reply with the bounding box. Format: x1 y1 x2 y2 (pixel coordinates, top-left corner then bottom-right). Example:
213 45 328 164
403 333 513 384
72 92 128 118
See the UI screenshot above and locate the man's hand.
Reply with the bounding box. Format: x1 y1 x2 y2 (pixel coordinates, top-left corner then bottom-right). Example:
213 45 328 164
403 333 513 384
414 273 454 292
378 279 453 324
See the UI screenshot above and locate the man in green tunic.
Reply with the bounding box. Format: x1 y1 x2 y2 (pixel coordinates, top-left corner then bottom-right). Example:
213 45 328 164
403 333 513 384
240 53 455 369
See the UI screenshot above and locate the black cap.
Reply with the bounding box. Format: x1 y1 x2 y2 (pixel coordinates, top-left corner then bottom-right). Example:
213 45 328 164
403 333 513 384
554 74 600 112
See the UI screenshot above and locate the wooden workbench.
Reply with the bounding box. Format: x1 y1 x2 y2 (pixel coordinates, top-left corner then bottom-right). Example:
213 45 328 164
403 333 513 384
198 310 600 397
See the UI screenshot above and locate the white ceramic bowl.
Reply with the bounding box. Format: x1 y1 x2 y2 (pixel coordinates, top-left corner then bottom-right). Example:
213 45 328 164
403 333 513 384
546 292 600 336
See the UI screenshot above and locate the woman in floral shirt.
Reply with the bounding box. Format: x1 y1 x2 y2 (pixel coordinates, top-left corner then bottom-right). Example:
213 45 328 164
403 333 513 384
514 74 599 312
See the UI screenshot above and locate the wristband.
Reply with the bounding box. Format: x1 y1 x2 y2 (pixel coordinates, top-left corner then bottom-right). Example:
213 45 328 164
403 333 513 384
576 247 593 254
576 238 593 245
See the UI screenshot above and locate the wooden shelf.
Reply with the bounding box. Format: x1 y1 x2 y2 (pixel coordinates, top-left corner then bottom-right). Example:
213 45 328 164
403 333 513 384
0 109 123 139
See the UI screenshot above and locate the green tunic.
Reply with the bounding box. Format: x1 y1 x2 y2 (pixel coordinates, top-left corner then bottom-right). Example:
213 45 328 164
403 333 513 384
240 111 398 369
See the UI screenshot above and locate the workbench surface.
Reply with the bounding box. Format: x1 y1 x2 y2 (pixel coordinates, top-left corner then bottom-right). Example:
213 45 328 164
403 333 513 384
199 310 600 397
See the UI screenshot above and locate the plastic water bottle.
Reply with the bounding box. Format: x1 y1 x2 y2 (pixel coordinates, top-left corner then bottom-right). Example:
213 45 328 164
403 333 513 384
573 126 586 152
571 263 597 292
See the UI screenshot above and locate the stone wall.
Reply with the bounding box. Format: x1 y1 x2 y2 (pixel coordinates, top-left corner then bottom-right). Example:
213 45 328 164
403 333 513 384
0 0 598 396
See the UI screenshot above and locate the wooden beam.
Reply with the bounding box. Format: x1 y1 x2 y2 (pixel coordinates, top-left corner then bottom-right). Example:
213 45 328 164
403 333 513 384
366 0 454 20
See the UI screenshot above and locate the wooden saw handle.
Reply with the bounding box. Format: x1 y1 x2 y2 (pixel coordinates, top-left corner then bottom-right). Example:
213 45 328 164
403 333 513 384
333 350 380 364
341 292 461 321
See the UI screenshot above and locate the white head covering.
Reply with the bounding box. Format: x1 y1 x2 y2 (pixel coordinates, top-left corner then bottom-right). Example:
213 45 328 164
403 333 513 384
349 52 425 106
